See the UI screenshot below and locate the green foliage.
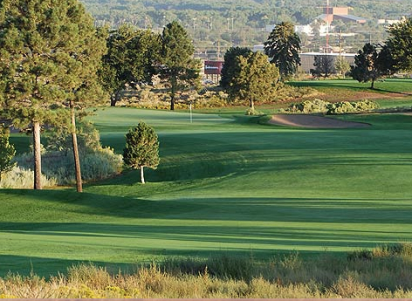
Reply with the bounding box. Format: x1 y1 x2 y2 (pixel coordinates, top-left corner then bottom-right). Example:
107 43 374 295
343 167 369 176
0 0 107 189
46 121 102 154
284 99 331 114
334 56 351 78
100 25 161 106
264 21 301 80
0 127 16 181
220 47 252 89
14 122 123 185
0 0 106 122
14 148 122 186
228 52 280 108
311 55 336 78
245 108 264 116
327 99 379 115
386 17 412 72
350 43 387 89
160 21 200 110
123 122 160 183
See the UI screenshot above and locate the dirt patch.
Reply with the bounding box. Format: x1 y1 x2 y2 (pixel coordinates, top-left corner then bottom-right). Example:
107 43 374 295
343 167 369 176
269 114 371 129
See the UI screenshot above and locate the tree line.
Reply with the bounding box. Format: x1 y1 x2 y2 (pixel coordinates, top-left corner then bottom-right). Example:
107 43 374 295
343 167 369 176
0 0 193 191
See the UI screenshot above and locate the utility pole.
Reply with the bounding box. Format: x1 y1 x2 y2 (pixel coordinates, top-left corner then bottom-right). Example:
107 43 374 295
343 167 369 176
326 0 330 53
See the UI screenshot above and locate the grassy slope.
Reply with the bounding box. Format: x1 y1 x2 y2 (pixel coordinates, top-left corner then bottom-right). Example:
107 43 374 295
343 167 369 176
2 105 412 276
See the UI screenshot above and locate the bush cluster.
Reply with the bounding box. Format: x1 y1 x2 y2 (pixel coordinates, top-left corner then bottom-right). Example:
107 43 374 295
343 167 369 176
10 121 123 187
281 99 379 115
282 99 330 114
328 99 379 114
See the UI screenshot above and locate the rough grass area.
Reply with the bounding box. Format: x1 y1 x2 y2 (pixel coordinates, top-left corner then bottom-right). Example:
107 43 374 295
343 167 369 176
1 244 412 298
288 78 412 102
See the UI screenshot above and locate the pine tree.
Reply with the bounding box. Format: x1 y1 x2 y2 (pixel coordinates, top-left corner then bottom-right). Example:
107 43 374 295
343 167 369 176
160 21 200 110
0 127 16 182
229 52 279 109
123 122 160 184
350 43 381 89
100 25 161 107
386 17 412 72
0 0 107 190
335 56 351 78
311 55 336 78
220 47 252 89
264 21 301 80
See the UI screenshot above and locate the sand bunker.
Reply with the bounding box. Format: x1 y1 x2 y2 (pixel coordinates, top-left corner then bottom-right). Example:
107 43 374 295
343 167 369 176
269 114 370 129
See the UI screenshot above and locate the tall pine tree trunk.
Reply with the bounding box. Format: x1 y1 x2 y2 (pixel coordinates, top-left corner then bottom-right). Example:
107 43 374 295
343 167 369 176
170 75 177 111
33 122 42 190
70 101 83 192
140 166 145 184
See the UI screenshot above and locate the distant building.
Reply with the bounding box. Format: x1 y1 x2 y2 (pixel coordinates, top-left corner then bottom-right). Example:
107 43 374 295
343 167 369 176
317 6 367 24
300 52 355 73
204 60 224 75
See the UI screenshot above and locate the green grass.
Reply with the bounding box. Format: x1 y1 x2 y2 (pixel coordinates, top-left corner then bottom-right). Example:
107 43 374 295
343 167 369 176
2 107 412 277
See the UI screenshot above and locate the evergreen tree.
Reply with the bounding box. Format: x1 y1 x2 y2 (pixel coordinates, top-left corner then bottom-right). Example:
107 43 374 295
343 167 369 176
100 25 161 107
229 52 279 109
0 0 107 190
350 43 382 89
264 21 301 80
0 127 16 182
160 21 200 110
386 17 412 72
335 56 351 78
123 122 160 184
220 47 252 89
311 55 336 78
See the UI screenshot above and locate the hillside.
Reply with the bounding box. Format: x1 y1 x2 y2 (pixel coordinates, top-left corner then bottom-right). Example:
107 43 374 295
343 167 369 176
79 0 411 58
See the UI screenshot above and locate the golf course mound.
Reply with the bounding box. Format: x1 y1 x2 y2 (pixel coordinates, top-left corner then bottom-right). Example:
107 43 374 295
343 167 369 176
269 114 371 128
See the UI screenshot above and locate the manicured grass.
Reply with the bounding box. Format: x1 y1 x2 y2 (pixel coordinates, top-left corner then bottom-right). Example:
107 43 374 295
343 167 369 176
2 107 412 276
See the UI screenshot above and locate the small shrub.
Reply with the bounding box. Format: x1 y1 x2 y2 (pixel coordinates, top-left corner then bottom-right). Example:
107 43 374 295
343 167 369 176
347 249 373 261
245 108 264 116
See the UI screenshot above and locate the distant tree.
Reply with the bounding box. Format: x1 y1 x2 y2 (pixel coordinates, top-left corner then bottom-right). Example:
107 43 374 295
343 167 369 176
264 21 301 80
100 25 161 106
375 44 396 76
386 17 412 72
311 55 336 78
220 47 252 89
0 0 105 190
350 43 383 89
334 56 351 78
229 52 280 109
160 21 200 110
123 122 160 184
0 127 16 182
